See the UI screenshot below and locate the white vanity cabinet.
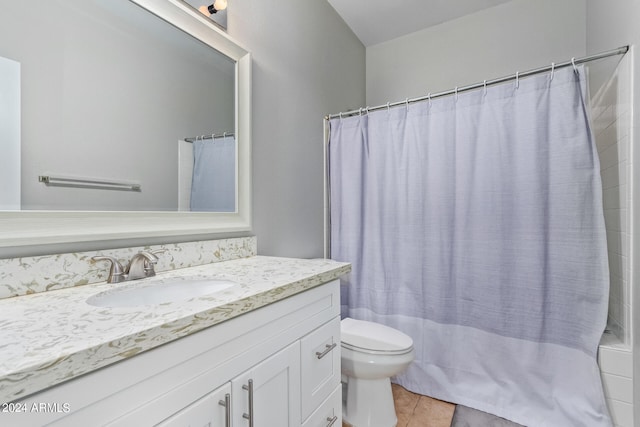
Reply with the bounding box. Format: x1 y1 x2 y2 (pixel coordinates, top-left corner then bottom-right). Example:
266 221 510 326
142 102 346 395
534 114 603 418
231 342 301 427
11 280 341 427
302 386 341 427
158 342 300 427
300 317 341 420
156 383 231 427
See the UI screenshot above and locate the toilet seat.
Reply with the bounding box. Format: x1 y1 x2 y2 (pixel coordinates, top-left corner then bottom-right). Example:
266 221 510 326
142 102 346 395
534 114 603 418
341 318 413 355
341 341 414 355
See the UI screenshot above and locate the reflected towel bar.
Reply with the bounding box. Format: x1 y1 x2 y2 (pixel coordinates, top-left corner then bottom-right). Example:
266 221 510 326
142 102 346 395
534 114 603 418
38 175 141 192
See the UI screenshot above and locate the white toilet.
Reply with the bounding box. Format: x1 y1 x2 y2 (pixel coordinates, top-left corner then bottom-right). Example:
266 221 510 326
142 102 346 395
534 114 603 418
341 317 415 427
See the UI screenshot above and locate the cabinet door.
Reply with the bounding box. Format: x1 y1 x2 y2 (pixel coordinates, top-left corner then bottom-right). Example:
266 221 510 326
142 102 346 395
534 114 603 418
232 342 301 427
155 382 232 427
300 317 341 420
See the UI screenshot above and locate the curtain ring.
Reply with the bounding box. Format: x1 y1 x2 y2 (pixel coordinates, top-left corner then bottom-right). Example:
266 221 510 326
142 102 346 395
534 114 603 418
454 87 458 101
359 107 363 116
427 93 432 106
223 132 227 138
515 72 520 89
405 98 409 111
211 133 215 140
571 57 578 73
483 80 487 95
386 102 390 112
339 112 343 121
550 62 555 81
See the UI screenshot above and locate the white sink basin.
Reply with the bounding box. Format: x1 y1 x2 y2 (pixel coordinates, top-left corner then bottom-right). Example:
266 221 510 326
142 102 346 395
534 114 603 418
87 277 238 308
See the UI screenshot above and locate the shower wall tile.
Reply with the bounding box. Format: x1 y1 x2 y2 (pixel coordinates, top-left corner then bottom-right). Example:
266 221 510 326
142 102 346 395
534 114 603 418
608 399 634 427
591 53 632 346
601 162 628 190
598 344 633 426
601 371 634 403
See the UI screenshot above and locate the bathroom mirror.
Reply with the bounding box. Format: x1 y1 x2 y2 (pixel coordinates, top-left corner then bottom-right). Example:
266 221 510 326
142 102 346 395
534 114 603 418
0 0 252 249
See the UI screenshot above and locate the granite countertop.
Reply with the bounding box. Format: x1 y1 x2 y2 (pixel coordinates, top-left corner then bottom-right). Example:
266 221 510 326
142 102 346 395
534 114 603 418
0 256 350 403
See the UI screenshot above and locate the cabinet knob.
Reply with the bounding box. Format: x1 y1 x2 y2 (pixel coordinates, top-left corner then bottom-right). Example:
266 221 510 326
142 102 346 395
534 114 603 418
316 342 337 359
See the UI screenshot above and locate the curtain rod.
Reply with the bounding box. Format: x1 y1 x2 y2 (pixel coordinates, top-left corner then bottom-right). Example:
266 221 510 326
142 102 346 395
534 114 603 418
184 132 234 143
325 45 629 120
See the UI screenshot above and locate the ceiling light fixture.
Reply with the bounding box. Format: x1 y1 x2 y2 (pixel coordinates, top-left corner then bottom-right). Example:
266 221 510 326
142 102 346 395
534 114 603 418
198 0 227 15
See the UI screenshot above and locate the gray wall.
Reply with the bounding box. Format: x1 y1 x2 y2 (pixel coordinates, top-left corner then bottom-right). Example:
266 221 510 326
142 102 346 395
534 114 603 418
366 0 586 106
227 0 366 258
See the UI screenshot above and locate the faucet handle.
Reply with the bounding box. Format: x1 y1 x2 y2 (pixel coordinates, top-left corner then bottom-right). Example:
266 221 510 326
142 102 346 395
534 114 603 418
91 256 126 283
140 250 164 277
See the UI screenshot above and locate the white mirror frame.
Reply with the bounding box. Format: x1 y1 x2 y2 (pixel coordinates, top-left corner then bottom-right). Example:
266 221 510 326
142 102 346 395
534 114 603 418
0 0 251 250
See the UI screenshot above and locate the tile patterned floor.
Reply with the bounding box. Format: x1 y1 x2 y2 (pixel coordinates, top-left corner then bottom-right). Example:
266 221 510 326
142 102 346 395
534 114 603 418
343 384 455 427
392 384 455 427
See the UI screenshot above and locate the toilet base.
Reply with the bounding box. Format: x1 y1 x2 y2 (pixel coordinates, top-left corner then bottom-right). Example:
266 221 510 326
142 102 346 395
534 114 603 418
343 376 397 427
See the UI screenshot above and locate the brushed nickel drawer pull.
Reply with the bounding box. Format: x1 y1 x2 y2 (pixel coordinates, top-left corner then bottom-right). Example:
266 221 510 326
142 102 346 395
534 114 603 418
242 379 254 426
218 393 231 427
316 342 337 359
326 415 338 426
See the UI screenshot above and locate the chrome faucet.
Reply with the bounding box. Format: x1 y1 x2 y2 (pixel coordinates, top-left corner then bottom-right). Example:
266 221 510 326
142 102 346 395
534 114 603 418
91 255 126 283
92 250 164 283
126 251 159 281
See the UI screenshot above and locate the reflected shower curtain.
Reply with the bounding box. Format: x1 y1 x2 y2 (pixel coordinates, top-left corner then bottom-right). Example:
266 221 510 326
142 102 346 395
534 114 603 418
190 135 236 212
329 67 611 426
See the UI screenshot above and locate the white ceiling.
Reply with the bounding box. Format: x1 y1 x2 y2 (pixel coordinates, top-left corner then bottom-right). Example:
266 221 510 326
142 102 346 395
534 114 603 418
327 0 514 47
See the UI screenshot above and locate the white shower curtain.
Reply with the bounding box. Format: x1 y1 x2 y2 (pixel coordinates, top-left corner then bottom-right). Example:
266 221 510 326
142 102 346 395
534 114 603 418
329 67 611 426
190 135 236 212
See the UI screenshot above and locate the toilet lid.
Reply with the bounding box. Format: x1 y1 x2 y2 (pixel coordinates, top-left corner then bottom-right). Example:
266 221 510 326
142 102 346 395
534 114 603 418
341 318 413 353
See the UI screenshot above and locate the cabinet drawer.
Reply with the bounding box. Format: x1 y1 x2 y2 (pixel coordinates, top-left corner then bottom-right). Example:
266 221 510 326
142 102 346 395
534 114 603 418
301 316 341 420
302 384 341 427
